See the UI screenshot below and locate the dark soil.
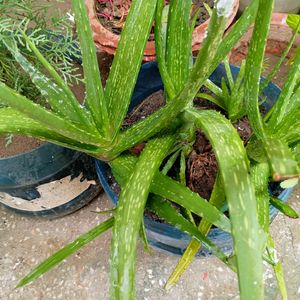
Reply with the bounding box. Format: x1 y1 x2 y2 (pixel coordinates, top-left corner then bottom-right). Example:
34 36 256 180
107 86 252 222
187 130 217 199
122 90 165 129
97 51 114 86
194 0 214 27
95 0 214 38
0 135 44 158
118 87 252 201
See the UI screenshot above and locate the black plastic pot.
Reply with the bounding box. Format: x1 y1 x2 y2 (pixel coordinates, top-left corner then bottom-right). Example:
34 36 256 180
95 62 294 255
0 35 101 218
0 143 101 218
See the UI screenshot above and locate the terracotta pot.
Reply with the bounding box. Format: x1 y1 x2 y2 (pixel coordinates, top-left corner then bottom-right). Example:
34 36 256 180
229 13 300 65
85 0 239 61
239 0 300 13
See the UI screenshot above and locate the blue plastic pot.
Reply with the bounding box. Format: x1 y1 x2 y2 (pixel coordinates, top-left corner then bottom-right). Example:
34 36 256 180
95 62 293 256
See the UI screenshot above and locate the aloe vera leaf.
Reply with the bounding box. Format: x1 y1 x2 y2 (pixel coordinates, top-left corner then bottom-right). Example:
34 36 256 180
196 92 225 109
224 57 234 90
228 60 246 121
113 0 259 157
113 3 233 156
221 77 230 108
0 108 100 154
266 235 287 300
244 0 274 139
155 0 176 99
109 135 175 300
104 0 157 139
21 32 93 128
203 2 213 16
161 148 181 175
272 87 300 139
251 162 270 234
0 82 101 145
188 108 264 299
139 218 151 254
111 154 231 233
165 173 226 290
165 0 192 93
209 0 259 75
260 19 300 93
2 35 86 126
270 198 299 218
16 217 114 288
179 150 186 185
204 79 224 98
267 48 300 129
71 0 109 138
147 195 232 267
263 138 299 180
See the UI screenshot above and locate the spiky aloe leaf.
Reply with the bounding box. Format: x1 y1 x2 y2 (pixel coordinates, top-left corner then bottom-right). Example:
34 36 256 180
2 35 91 128
139 218 151 254
147 195 232 268
111 154 231 233
110 135 175 300
251 162 270 233
161 148 181 175
228 60 246 121
0 82 101 145
270 198 299 218
267 48 300 129
113 2 234 156
266 235 287 300
0 108 100 154
263 138 299 180
104 0 157 138
165 173 225 290
165 0 192 93
71 0 109 137
286 14 300 32
209 0 259 74
21 32 93 128
155 0 176 99
16 217 114 288
244 0 274 139
271 87 300 144
187 108 265 299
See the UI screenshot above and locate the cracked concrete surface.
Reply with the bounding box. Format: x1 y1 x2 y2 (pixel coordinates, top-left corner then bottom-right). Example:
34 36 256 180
0 185 299 300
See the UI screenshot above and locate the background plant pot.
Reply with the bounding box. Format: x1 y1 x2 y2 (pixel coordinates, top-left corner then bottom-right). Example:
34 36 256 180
95 62 294 255
85 0 239 62
239 0 300 13
0 143 101 218
229 13 300 65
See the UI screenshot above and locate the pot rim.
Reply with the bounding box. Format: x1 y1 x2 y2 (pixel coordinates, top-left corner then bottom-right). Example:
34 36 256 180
95 61 293 255
85 0 239 57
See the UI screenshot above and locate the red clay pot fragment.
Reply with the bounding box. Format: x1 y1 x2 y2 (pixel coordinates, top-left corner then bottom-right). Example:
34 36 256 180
229 13 300 65
85 0 239 61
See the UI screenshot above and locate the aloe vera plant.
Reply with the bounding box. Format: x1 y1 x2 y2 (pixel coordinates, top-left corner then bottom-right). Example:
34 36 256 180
1 0 300 299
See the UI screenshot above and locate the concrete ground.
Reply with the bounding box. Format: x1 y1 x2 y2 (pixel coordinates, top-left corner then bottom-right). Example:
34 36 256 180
1 1 300 299
0 184 300 300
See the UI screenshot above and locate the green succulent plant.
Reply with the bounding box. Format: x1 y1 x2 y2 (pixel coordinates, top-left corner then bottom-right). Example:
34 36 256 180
0 0 299 299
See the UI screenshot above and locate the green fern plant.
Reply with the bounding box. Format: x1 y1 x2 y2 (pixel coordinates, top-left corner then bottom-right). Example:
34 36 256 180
0 0 299 299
